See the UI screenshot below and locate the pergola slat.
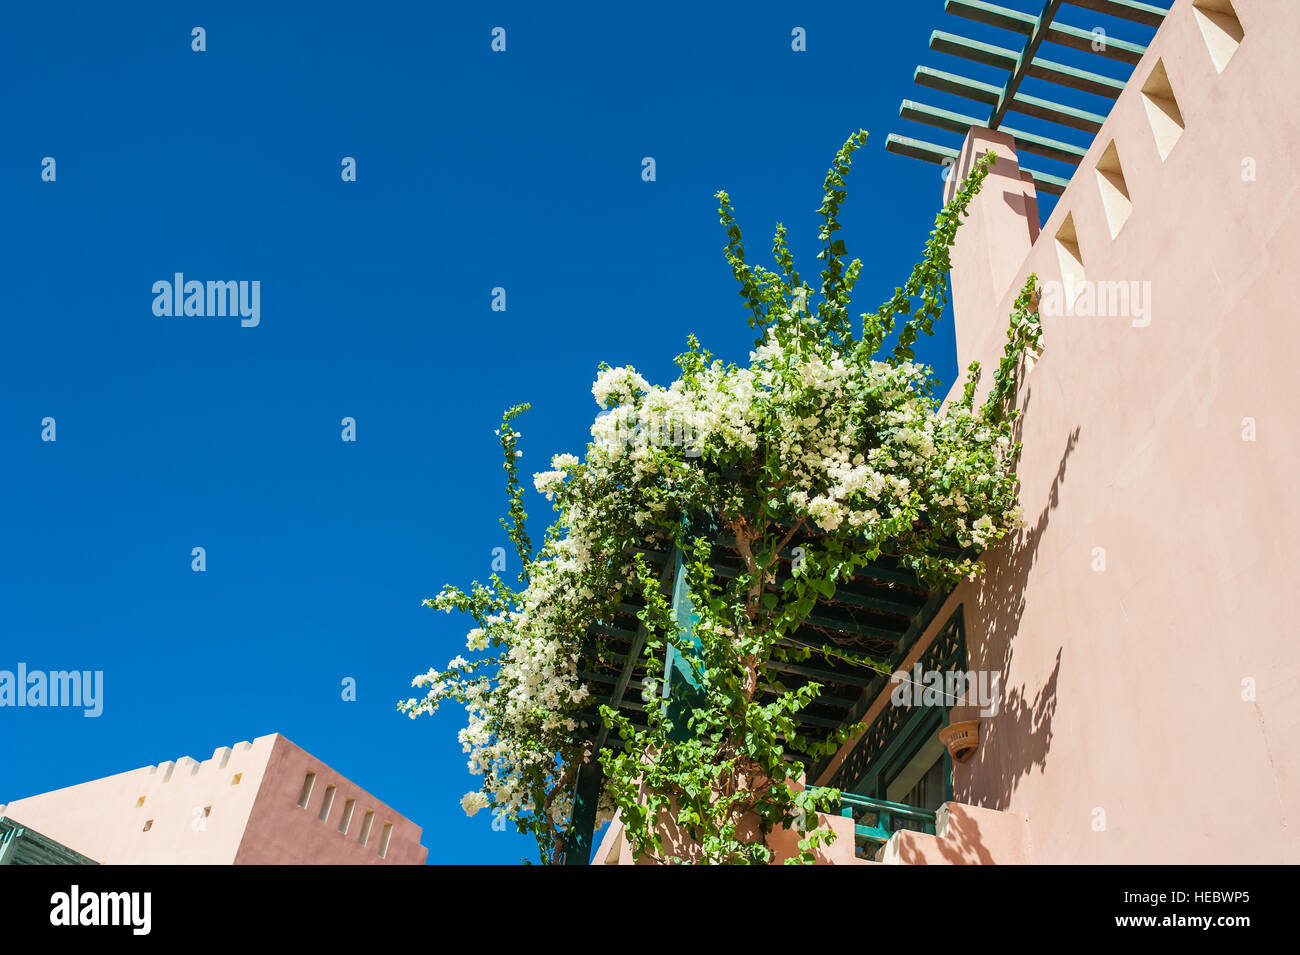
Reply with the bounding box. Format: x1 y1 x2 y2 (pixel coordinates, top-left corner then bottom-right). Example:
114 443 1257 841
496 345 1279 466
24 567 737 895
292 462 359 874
929 29 1021 70
946 0 1148 64
766 660 880 690
998 123 1088 164
901 99 987 136
1046 20 1147 64
1025 56 1127 98
914 65 1002 106
1009 91 1106 133
893 0 1163 190
1065 0 1169 28
944 0 1036 34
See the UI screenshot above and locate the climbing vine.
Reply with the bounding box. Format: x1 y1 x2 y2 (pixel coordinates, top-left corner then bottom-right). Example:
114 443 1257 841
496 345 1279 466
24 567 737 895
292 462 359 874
402 131 1042 864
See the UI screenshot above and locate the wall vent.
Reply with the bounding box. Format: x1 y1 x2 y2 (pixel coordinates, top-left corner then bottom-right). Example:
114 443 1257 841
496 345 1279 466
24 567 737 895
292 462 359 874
1095 142 1133 238
1141 60 1186 161
1193 0 1243 73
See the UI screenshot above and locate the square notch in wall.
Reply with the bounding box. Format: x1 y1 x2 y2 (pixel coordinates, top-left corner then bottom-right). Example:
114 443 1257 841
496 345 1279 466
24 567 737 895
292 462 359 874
1141 60 1185 161
1193 0 1243 73
1095 142 1133 239
1055 212 1086 306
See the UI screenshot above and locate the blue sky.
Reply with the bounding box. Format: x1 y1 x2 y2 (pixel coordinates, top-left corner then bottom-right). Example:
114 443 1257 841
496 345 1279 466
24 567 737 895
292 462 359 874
0 2 1146 863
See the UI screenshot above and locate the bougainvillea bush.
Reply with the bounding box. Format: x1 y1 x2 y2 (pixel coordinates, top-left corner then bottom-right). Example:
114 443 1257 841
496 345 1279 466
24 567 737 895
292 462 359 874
402 131 1042 864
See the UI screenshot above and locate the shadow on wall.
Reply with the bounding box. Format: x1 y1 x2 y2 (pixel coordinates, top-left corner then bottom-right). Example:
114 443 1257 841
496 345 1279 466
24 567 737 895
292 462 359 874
955 417 1080 813
898 810 995 865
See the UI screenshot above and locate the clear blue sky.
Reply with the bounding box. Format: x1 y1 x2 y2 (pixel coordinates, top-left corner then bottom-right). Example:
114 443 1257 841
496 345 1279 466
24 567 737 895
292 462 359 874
0 2 1139 863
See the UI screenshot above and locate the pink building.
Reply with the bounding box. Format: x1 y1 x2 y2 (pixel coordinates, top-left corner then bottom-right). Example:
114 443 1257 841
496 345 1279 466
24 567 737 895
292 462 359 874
0 733 428 865
595 0 1299 864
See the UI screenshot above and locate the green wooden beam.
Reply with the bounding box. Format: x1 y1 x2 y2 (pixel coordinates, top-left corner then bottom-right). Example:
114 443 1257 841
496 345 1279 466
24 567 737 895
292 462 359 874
947 0 1148 64
823 587 927 619
562 760 604 865
589 622 639 643
914 65 1001 106
594 547 677 751
1023 166 1069 195
1026 56 1126 98
990 0 1065 129
708 561 924 618
999 123 1088 164
1046 19 1147 64
766 659 879 690
887 132 1068 197
900 101 1086 165
1009 91 1106 133
945 0 1036 34
883 131 967 165
777 639 893 677
1064 0 1169 28
930 29 1020 70
901 99 986 136
799 613 907 643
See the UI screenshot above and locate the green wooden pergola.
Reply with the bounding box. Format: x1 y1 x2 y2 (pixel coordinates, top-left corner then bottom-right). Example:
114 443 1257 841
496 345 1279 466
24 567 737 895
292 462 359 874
886 0 1169 195
561 528 962 864
0 816 98 865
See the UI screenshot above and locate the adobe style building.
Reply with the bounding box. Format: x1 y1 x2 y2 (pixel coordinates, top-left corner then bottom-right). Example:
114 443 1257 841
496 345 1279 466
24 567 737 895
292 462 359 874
0 733 428 865
592 0 1298 864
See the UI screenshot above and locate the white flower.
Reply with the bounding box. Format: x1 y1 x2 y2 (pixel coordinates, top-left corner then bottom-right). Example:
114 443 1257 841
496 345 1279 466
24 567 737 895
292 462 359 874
461 791 490 817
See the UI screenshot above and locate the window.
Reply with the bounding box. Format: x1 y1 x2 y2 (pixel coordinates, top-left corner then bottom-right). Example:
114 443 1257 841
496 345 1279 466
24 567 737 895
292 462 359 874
135 796 146 808
142 820 153 832
231 773 242 786
378 822 393 859
358 810 374 846
338 798 356 835
296 771 316 809
318 784 336 822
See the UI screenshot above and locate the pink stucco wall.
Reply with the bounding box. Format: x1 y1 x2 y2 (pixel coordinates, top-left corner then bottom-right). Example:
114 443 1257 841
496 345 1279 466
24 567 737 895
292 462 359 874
1 733 427 864
818 0 1300 864
234 734 427 865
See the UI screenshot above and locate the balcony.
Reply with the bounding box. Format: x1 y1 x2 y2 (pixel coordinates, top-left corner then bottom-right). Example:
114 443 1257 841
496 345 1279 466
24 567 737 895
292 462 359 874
821 791 939 861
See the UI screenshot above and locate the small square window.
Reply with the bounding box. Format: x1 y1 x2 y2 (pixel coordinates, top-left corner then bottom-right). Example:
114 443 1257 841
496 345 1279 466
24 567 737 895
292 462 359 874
203 806 212 817
142 819 153 832
231 773 242 785
135 796 146 808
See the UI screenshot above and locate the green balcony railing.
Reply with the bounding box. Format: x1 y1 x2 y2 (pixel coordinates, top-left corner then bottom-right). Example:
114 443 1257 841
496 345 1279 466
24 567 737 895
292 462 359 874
809 790 938 859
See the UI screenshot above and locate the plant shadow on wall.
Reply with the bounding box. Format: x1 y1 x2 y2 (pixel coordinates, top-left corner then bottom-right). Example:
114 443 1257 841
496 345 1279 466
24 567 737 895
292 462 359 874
958 422 1079 818
898 419 1076 865
401 131 1047 864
